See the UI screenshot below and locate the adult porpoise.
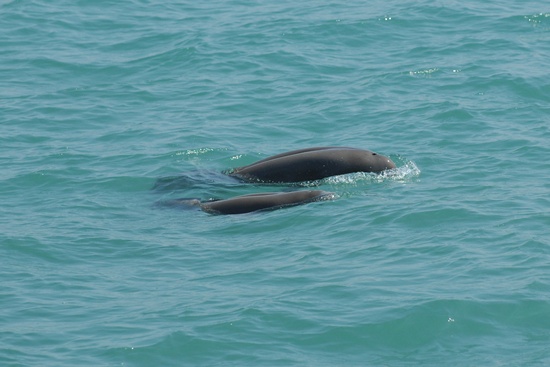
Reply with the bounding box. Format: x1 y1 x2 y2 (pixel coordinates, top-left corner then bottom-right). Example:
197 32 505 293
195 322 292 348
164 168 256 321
163 190 334 215
225 146 395 183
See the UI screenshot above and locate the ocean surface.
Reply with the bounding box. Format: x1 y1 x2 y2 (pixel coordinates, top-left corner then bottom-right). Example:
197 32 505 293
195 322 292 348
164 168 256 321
1 0 550 366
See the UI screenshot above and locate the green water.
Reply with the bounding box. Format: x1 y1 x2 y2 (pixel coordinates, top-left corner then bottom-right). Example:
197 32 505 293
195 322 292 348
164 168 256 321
1 1 550 366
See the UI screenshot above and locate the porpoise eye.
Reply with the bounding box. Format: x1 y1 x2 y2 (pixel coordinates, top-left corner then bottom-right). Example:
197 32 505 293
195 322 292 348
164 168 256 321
372 153 377 156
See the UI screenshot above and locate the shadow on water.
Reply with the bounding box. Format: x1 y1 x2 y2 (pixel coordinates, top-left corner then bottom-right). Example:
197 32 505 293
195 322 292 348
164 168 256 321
152 170 324 193
152 170 244 192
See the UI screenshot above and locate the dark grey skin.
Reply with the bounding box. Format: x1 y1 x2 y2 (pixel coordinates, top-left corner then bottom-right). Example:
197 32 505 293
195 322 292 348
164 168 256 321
163 190 334 215
225 147 396 183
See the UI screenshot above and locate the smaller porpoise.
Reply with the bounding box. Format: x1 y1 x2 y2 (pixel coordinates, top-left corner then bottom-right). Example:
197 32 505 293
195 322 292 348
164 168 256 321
225 146 395 183
162 190 334 215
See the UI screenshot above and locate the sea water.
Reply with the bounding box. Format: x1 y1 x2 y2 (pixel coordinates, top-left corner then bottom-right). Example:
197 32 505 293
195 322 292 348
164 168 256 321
1 0 549 366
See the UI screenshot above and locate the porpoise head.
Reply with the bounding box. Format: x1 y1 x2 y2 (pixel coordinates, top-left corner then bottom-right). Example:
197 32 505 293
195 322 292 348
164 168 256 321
359 150 396 173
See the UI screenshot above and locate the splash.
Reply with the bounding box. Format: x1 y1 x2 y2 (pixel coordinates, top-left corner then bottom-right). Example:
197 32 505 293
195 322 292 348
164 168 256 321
174 148 216 156
385 157 421 182
409 68 439 77
323 157 420 186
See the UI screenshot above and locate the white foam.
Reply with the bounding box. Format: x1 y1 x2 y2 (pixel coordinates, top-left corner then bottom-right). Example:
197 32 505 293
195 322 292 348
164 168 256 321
323 158 421 186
